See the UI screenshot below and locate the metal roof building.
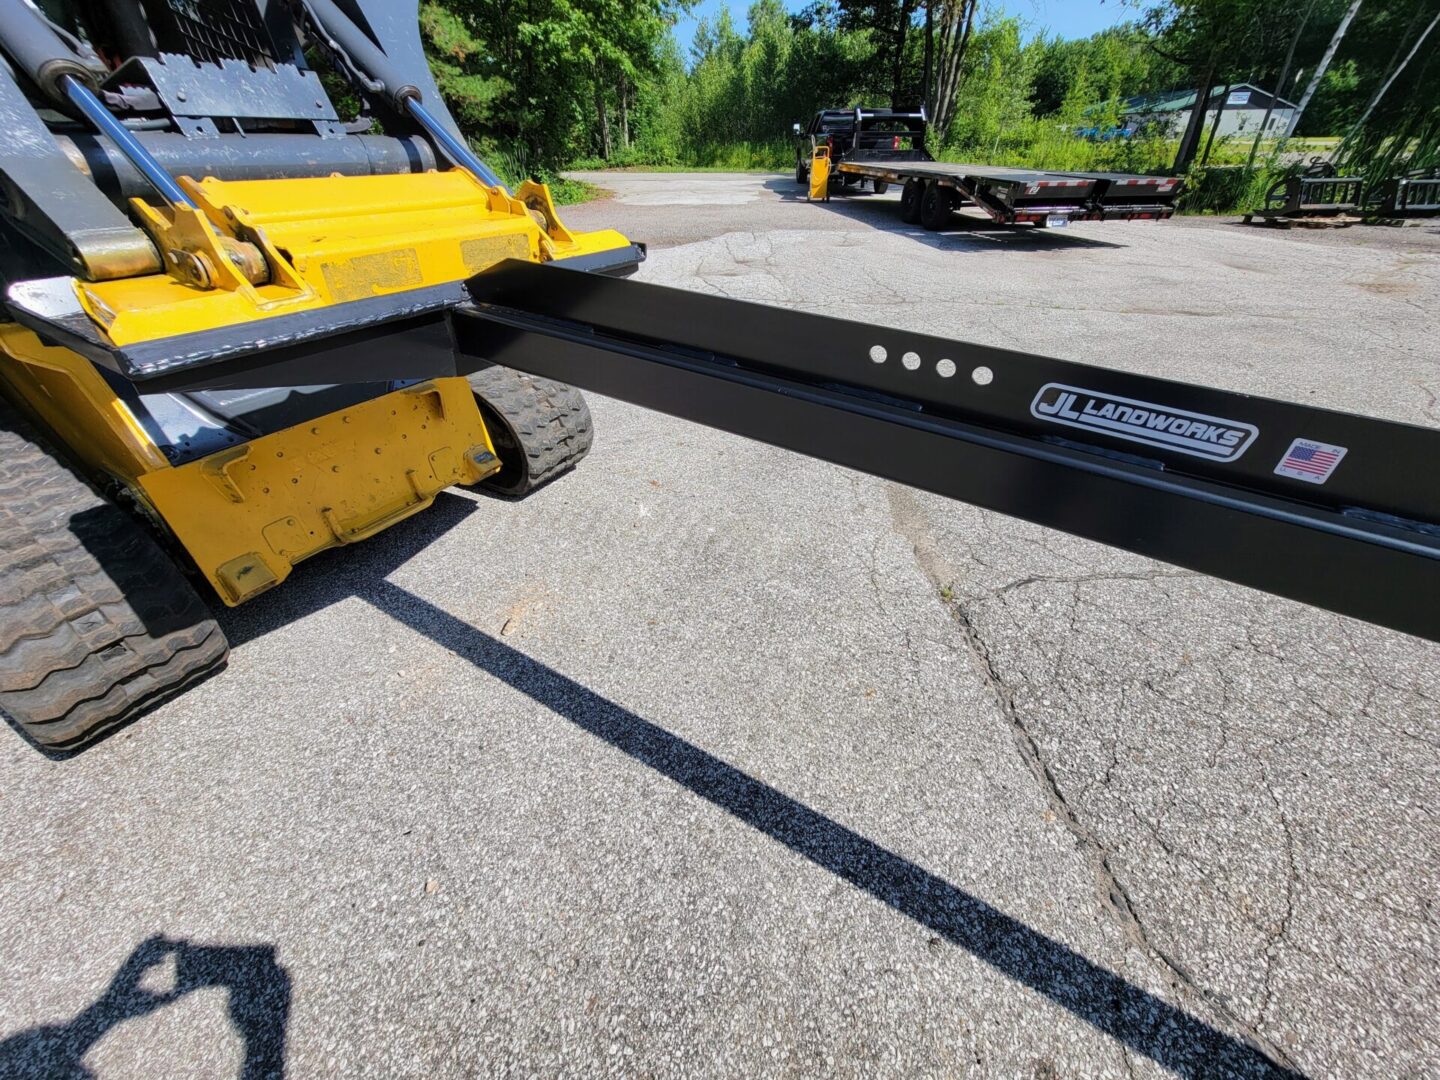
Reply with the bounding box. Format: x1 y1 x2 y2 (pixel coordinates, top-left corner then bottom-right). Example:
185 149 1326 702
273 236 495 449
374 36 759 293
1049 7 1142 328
1117 84 1298 138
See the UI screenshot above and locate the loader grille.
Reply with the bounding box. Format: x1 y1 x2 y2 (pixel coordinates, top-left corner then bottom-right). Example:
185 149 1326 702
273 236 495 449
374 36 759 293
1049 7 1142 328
163 0 276 65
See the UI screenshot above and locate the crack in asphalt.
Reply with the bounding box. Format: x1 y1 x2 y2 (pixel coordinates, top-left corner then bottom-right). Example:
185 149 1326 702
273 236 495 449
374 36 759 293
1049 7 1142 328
1256 769 1299 1031
882 484 1304 1073
994 568 1200 596
1418 380 1440 426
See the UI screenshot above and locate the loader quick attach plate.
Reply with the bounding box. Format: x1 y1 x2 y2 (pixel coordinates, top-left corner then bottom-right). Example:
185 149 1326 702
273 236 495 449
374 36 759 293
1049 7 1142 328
451 260 1440 643
2 245 646 392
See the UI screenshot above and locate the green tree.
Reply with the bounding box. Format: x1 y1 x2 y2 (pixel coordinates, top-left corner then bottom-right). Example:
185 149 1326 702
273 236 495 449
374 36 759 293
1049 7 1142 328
830 0 923 105
946 15 1034 154
419 0 687 170
414 0 1435 183
923 0 980 138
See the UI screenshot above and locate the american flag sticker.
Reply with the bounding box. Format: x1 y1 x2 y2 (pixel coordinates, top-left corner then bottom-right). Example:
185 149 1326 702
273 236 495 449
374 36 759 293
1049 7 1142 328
1274 438 1347 484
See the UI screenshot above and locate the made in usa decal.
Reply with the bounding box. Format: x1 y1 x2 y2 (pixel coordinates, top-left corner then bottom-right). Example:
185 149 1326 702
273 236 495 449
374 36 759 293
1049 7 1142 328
1030 383 1259 462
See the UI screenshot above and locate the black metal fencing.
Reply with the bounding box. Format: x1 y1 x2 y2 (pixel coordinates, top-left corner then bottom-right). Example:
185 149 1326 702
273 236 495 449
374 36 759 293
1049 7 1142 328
1371 168 1440 216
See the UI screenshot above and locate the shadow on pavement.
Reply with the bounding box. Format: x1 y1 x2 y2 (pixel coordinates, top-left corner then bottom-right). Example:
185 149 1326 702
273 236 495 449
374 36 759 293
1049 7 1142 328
0 935 291 1079
215 491 1302 1079
760 177 1129 252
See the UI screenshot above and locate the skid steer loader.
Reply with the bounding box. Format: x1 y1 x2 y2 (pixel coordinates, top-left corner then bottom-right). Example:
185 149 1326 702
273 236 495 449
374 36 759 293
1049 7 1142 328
0 0 1436 749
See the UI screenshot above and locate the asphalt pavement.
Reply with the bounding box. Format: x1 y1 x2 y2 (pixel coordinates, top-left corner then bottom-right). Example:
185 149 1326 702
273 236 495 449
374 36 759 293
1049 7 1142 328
1 173 1436 1079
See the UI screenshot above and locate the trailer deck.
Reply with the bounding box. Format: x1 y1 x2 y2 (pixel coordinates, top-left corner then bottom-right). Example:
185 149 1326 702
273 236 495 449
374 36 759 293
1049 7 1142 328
792 107 1181 228
835 159 1182 226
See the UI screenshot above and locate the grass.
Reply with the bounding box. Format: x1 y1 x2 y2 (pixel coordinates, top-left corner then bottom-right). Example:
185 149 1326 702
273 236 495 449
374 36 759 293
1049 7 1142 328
467 141 607 204
568 140 794 173
547 176 607 204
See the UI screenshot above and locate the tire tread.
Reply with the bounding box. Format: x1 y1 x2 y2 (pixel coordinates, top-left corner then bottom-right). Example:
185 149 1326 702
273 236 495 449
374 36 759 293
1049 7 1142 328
467 366 594 496
0 398 228 747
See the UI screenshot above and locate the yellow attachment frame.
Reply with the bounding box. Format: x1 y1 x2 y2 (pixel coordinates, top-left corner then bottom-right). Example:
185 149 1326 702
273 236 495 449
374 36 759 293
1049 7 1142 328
0 324 169 484
74 170 632 347
809 146 832 202
0 319 500 604
139 378 499 604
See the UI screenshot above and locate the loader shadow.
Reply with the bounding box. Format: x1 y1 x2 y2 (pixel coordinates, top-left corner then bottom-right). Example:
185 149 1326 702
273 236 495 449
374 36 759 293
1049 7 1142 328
761 178 1128 252
0 935 291 1079
217 492 1302 1079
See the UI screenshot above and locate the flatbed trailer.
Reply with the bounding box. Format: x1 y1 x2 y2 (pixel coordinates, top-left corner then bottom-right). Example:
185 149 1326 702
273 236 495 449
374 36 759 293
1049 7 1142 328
836 159 1182 229
793 108 1181 230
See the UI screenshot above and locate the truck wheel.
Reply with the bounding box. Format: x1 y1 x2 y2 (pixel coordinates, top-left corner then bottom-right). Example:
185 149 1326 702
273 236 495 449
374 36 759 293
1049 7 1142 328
468 366 593 496
920 182 954 231
0 399 228 748
900 179 924 223
872 179 889 195
795 159 807 186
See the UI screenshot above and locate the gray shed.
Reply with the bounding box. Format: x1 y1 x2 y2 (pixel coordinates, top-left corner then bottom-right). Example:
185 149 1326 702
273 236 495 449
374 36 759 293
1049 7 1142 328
1115 84 1297 138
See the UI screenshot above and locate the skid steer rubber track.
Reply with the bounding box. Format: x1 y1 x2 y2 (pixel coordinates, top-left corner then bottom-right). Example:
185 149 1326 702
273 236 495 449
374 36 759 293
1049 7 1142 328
0 399 228 749
467 366 593 496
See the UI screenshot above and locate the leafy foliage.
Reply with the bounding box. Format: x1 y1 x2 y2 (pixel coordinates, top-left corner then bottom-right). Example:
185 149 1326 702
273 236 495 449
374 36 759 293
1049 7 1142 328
412 0 1438 209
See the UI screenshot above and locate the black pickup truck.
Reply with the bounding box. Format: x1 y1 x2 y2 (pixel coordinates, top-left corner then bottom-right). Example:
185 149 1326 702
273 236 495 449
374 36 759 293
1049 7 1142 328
793 108 928 194
792 107 1181 229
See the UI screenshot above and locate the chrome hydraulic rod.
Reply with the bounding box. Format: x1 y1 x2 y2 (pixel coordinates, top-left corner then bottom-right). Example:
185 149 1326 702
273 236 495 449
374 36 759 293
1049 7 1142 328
60 75 195 209
404 97 506 191
0 0 191 208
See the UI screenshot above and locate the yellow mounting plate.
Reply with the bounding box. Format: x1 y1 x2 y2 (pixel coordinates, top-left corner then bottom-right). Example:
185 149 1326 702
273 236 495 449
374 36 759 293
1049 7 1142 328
75 170 634 347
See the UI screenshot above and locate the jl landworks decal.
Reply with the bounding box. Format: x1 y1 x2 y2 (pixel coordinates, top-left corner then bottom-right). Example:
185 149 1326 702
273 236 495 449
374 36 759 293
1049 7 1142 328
1030 383 1259 462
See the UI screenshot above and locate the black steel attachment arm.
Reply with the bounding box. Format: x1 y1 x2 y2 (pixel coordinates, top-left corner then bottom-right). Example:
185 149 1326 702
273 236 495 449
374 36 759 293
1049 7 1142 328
453 260 1440 643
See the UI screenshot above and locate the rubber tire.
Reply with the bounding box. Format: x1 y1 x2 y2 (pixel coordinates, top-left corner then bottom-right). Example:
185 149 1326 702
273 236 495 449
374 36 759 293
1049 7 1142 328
467 366 593 497
920 181 953 231
795 158 807 186
0 399 229 748
872 179 889 195
900 178 924 223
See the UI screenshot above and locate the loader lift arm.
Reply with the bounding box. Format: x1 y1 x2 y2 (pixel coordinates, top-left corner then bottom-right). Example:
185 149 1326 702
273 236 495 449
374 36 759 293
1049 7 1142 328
450 261 1440 644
